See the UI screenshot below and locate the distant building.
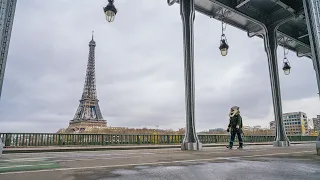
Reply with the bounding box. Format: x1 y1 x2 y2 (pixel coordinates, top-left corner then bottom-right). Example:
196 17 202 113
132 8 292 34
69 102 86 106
243 126 253 131
242 125 263 131
253 125 262 129
269 121 276 130
313 115 320 132
108 126 128 130
209 128 225 132
269 111 309 135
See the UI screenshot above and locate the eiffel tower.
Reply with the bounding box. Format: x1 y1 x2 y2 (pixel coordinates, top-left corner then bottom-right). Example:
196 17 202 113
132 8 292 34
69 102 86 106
68 32 107 131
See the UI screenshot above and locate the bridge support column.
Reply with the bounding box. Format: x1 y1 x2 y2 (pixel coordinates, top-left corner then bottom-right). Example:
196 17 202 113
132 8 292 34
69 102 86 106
180 0 202 151
302 0 320 154
263 24 290 147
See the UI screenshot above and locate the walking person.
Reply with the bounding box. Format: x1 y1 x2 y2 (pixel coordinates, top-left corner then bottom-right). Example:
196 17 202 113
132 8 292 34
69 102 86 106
226 106 243 149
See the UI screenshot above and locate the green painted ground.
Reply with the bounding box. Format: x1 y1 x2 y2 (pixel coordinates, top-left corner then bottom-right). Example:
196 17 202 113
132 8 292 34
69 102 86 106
0 159 60 173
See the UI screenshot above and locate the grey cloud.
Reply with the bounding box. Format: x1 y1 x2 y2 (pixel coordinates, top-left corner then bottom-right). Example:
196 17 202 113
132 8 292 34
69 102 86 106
0 0 319 133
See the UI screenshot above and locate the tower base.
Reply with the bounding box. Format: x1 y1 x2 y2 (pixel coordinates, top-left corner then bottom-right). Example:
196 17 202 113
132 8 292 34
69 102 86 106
67 119 107 132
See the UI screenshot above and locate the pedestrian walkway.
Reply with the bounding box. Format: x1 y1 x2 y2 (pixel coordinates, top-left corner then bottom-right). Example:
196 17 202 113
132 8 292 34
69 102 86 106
2 141 315 154
0 144 318 180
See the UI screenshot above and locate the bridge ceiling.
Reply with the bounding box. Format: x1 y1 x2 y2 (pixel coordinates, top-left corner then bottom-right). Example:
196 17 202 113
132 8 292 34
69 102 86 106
177 0 312 58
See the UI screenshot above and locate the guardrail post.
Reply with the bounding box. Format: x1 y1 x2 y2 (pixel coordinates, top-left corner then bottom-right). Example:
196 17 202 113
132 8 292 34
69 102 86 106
137 135 140 144
102 134 105 146
316 133 320 155
0 139 3 157
58 134 62 146
5 133 11 147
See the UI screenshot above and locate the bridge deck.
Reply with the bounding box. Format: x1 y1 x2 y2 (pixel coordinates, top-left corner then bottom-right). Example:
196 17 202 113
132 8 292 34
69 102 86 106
0 144 319 180
183 0 312 57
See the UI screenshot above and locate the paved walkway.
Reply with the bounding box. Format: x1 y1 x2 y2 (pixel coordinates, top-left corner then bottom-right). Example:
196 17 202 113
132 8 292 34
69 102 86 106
2 141 315 154
0 144 319 180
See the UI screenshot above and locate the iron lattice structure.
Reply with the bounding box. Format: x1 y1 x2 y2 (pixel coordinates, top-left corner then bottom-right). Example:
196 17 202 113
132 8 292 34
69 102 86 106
69 34 106 129
0 0 17 99
310 0 320 56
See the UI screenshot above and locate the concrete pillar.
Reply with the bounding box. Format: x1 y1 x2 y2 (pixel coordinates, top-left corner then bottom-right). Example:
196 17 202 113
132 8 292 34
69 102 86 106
263 24 290 147
302 0 320 154
179 0 202 150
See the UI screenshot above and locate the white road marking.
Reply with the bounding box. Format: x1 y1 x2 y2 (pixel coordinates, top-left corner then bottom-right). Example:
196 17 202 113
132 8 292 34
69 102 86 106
3 155 144 163
1 149 163 156
193 148 273 155
2 157 48 162
2 152 155 162
0 163 56 169
0 150 315 175
55 155 143 162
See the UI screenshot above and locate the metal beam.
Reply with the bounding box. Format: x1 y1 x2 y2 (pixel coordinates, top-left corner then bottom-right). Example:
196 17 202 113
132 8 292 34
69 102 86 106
194 5 213 18
277 31 310 49
175 0 311 57
298 33 309 39
209 0 266 28
236 0 250 9
270 0 296 14
297 51 312 59
207 0 311 57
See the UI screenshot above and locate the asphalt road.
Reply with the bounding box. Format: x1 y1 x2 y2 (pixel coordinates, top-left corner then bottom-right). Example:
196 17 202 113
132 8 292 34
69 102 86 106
0 144 319 180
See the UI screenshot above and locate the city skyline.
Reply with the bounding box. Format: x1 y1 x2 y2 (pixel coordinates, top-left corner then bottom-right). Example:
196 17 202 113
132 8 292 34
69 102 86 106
1 0 320 133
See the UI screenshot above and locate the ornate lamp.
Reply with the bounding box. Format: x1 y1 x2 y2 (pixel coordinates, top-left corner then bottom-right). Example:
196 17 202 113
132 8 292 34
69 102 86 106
282 60 291 75
219 38 229 56
103 0 117 22
219 21 229 56
282 46 291 75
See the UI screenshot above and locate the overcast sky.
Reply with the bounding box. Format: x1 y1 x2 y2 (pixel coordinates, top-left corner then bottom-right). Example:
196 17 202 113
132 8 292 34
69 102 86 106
0 0 319 133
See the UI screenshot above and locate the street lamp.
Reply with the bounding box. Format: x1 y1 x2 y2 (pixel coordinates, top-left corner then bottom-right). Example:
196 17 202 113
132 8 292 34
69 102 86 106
219 38 229 56
282 45 291 75
282 61 291 75
103 0 117 22
219 21 229 56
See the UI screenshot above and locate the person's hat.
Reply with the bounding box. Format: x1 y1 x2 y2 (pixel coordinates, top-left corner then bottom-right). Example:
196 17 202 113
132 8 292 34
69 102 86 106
231 106 239 110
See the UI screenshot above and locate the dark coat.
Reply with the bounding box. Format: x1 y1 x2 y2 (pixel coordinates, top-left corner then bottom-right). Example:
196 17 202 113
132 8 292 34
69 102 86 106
228 114 243 130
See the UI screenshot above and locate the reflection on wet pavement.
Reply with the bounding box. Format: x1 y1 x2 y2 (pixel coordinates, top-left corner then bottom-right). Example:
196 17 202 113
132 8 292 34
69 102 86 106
75 157 320 180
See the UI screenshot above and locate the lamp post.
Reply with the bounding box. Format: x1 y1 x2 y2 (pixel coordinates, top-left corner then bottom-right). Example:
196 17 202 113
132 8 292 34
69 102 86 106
219 21 229 56
103 0 117 22
104 0 202 150
282 61 291 75
219 39 229 56
282 46 291 75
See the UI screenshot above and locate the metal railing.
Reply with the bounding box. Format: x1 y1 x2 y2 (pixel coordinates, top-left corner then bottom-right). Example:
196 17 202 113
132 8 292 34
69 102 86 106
0 133 317 147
